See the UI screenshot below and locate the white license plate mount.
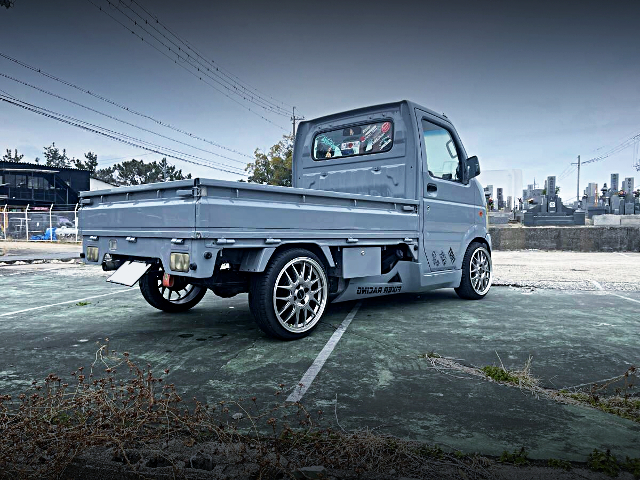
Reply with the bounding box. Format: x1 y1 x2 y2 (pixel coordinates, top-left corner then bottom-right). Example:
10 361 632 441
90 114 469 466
107 261 152 287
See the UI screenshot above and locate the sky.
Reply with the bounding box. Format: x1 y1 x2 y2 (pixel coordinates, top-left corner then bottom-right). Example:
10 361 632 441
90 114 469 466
1 0 639 200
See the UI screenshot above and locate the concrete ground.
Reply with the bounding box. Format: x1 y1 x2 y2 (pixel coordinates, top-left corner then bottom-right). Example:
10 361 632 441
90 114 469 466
0 251 639 466
0 240 81 262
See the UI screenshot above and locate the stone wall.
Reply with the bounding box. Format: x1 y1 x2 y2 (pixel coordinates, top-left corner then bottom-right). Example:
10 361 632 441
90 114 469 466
489 226 640 252
593 214 640 226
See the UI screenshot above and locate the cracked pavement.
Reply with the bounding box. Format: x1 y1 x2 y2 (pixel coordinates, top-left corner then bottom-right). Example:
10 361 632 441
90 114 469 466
0 251 639 462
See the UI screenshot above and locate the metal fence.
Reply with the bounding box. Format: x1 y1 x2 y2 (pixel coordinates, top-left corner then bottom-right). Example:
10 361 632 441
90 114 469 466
0 204 80 242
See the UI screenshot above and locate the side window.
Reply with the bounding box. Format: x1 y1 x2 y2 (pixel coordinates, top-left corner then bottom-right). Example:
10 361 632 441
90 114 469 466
421 119 461 182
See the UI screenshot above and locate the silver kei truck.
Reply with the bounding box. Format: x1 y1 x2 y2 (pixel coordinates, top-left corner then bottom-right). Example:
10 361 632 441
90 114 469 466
80 100 492 340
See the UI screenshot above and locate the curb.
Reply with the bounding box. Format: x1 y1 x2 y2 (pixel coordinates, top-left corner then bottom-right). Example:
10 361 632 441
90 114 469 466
0 257 81 266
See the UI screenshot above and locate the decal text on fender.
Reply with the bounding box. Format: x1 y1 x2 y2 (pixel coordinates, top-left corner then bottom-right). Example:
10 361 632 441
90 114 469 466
356 286 402 295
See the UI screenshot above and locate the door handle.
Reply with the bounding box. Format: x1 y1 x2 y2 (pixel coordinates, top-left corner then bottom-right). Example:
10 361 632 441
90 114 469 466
427 183 438 193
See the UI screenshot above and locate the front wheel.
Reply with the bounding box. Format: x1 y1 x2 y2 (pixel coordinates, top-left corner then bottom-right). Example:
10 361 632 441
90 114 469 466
249 249 329 340
455 242 492 300
139 269 207 313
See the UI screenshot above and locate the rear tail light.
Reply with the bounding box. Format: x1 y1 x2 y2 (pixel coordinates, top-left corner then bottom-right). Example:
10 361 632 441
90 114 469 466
86 247 99 262
170 253 190 272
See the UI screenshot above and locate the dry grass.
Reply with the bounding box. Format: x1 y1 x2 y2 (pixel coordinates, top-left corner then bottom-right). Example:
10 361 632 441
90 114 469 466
0 344 493 480
420 352 638 424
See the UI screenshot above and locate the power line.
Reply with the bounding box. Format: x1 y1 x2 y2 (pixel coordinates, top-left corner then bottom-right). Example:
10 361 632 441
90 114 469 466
582 131 640 165
557 165 576 181
0 92 246 176
128 0 294 112
0 71 249 167
120 0 291 116
100 152 155 162
0 51 256 160
0 88 246 173
582 133 640 164
99 152 158 167
84 0 289 130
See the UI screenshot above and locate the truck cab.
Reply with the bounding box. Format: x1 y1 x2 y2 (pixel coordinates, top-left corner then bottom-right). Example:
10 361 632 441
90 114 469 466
80 100 490 340
293 100 489 292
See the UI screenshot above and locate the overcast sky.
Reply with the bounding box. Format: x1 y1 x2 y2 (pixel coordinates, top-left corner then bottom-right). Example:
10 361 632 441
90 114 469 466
1 0 639 199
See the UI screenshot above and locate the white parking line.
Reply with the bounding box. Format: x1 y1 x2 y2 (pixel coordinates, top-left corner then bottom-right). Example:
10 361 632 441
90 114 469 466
0 289 136 318
590 279 640 305
608 292 640 305
287 301 362 403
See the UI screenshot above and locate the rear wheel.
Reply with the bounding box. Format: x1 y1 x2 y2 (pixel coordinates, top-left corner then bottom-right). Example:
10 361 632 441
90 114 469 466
249 249 328 340
455 242 492 300
139 269 207 313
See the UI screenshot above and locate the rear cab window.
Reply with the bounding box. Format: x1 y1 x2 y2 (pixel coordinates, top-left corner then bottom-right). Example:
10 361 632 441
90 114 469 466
313 120 394 160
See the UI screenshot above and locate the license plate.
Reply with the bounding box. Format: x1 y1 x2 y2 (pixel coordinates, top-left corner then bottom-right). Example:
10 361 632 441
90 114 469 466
107 261 152 287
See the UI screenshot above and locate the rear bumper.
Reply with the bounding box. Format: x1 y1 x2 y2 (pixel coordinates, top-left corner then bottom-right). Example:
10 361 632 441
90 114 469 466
82 236 218 278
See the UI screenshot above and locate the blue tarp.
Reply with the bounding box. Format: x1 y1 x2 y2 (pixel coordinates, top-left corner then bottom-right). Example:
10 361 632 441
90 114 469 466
30 227 57 241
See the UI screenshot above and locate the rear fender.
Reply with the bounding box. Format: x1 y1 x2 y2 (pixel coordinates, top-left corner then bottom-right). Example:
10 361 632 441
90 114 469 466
238 244 336 273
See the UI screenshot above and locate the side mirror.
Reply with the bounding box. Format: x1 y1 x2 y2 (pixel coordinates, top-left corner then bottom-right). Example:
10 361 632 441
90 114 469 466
465 156 480 181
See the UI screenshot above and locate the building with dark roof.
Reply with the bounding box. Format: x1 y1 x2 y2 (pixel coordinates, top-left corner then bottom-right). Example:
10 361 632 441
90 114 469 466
0 161 90 210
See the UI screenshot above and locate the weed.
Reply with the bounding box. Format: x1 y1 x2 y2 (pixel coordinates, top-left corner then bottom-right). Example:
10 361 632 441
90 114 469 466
499 447 530 466
482 365 518 383
587 449 620 477
623 456 640 479
481 356 538 388
416 444 444 459
548 458 572 471
560 390 640 423
75 301 90 306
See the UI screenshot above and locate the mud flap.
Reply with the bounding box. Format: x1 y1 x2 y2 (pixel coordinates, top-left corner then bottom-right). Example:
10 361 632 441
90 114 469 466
107 261 152 287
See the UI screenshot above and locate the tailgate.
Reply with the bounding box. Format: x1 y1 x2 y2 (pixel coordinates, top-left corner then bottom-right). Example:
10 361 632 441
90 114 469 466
79 180 197 238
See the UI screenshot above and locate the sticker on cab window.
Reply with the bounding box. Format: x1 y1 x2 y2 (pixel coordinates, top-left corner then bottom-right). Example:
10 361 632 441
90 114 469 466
379 136 392 150
340 140 361 155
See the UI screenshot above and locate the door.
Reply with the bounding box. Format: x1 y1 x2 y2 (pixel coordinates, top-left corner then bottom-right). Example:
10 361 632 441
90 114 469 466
418 113 476 271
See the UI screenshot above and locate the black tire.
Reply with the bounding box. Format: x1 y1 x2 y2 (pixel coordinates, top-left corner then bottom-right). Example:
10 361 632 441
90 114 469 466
249 248 329 340
139 269 207 313
455 242 492 300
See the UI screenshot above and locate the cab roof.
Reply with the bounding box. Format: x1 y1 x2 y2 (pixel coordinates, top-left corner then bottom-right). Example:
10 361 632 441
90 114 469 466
302 100 448 127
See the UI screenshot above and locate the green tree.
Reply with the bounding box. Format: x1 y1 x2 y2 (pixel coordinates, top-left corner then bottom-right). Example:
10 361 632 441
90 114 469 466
0 0 15 9
2 148 24 163
43 142 72 168
93 158 191 186
73 151 98 174
245 135 293 187
542 186 560 195
93 166 117 185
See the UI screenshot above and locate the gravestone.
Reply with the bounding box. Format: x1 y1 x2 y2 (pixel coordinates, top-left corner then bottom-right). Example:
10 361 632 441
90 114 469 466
625 202 635 215
611 173 619 193
547 176 556 195
610 195 621 214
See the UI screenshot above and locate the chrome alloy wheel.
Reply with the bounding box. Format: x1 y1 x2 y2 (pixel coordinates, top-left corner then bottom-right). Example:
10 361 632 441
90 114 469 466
156 277 203 304
470 248 492 295
272 257 328 333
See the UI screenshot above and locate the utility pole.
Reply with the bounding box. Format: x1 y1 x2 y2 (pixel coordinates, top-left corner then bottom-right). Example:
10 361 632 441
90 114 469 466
291 106 304 139
571 155 581 201
577 155 580 202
